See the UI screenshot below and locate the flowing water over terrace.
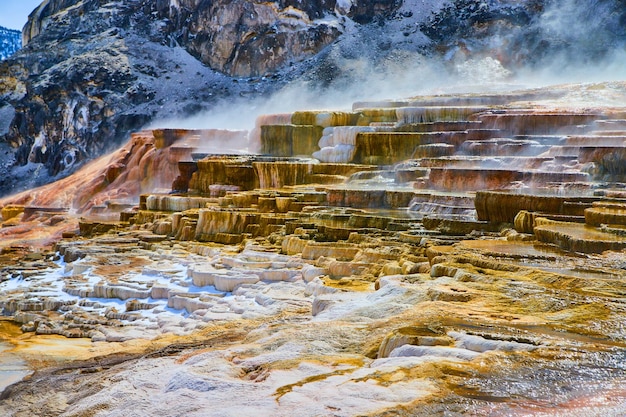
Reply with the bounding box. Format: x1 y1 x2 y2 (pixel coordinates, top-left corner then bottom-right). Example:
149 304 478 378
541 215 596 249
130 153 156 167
0 321 29 393
1 83 626 415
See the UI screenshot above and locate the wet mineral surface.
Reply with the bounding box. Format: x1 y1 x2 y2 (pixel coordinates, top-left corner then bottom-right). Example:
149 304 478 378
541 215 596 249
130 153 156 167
1 83 625 416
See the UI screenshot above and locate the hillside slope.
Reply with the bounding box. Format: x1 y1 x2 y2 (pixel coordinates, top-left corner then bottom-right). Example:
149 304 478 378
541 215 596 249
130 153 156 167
0 0 625 197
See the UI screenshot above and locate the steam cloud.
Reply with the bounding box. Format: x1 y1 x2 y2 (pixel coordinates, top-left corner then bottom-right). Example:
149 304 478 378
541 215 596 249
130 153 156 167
148 0 626 136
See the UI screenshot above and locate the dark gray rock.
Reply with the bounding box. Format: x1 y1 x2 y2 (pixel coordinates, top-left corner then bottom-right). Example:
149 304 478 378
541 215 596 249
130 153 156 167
0 26 21 61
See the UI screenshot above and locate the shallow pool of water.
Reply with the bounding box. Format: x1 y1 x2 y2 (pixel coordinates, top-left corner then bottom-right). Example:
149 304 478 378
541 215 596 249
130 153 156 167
0 321 30 394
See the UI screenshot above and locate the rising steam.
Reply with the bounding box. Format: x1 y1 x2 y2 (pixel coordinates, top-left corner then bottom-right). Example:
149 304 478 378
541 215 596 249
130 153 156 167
148 0 626 137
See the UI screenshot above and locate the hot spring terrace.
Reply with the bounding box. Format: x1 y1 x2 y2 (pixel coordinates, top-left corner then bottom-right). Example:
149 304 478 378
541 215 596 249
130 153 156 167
98 92 626 252
2 87 626 415
4 91 624 259
2 91 615 332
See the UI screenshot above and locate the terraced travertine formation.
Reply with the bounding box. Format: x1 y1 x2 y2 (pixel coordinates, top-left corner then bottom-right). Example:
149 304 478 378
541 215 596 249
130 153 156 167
1 83 626 416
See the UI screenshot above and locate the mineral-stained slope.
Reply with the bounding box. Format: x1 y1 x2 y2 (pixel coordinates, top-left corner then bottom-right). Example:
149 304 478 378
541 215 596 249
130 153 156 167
0 82 625 416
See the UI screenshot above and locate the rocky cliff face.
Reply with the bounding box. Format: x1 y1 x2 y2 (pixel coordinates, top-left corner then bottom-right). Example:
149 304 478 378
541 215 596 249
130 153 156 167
0 27 21 61
1 0 625 197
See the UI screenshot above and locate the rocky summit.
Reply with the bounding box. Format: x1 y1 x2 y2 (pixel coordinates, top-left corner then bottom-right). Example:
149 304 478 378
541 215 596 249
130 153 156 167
0 80 626 416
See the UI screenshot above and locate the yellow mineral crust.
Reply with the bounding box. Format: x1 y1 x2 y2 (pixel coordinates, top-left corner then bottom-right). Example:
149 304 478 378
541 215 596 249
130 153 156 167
1 83 626 415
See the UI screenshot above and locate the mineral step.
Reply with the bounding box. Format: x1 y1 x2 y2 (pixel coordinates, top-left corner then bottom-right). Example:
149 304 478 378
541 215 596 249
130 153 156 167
23 207 69 221
585 202 626 226
513 135 569 145
409 156 556 169
475 190 615 224
534 219 626 253
459 138 552 156
476 112 605 135
592 119 626 130
560 135 626 146
578 146 626 175
351 91 558 110
154 128 248 149
427 168 590 192
392 120 483 132
542 146 582 157
395 106 491 124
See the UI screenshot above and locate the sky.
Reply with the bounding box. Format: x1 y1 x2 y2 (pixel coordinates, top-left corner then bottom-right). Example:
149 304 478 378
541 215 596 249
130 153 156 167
0 1 43 31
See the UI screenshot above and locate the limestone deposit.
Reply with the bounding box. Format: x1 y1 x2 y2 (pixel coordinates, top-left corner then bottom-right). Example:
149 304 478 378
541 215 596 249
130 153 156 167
1 82 626 416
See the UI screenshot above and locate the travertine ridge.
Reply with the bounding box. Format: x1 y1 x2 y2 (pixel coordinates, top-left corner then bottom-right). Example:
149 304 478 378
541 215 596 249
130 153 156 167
1 82 626 416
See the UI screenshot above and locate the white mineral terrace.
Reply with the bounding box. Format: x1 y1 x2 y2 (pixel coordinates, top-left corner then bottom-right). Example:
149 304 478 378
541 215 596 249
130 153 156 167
2 229 626 416
1 83 626 415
